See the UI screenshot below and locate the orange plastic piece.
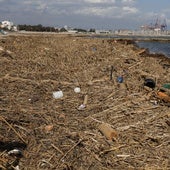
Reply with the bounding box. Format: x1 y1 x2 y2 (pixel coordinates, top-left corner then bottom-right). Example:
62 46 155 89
157 91 170 102
99 123 118 141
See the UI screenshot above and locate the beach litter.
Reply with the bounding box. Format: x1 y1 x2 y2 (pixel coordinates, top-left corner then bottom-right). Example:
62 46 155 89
74 87 81 93
44 125 54 132
117 76 123 83
157 91 170 103
78 95 88 110
98 123 118 141
0 34 170 170
53 90 63 99
162 83 170 89
144 78 156 89
8 149 23 158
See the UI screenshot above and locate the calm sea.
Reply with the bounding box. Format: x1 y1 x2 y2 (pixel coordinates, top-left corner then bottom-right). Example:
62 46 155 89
91 35 170 58
135 41 170 58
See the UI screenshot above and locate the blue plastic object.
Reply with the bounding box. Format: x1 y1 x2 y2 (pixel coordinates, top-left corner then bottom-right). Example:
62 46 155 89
117 76 123 83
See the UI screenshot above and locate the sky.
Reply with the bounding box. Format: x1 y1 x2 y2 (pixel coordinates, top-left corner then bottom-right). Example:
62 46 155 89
0 0 170 30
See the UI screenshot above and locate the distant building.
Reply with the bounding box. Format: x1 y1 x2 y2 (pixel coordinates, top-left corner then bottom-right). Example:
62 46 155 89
115 29 133 35
62 25 78 34
1 21 13 30
95 30 111 34
12 25 18 31
67 30 78 34
0 20 17 31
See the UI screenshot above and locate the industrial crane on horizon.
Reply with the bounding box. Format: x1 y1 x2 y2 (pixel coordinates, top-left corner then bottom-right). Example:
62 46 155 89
141 17 167 31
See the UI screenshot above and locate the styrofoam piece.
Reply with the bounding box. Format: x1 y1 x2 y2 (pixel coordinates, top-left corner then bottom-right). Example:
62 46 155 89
53 91 63 99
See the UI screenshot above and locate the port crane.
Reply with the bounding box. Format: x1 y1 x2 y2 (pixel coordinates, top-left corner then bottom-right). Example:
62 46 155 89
141 18 167 31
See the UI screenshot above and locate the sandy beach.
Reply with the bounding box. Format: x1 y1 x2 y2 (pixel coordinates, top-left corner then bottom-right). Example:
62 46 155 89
0 33 170 170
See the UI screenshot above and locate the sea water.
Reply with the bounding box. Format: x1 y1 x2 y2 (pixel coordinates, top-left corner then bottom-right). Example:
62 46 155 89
135 41 170 58
91 35 170 58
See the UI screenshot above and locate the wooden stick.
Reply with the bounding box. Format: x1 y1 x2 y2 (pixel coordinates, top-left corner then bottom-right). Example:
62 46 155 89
136 48 146 55
87 116 103 123
117 154 130 158
83 95 88 105
51 144 64 155
0 116 26 144
100 145 126 155
59 139 83 161
110 65 114 80
92 100 131 117
0 164 6 169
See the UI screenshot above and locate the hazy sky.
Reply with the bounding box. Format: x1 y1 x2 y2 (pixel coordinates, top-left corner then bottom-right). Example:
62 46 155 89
0 0 169 30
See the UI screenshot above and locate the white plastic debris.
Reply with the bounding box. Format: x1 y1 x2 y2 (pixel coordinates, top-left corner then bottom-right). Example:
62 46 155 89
74 87 81 93
53 91 63 99
8 149 22 157
78 104 86 110
14 165 20 170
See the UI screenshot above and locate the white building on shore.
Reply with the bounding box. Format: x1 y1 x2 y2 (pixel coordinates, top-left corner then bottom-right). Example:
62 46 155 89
95 30 111 34
0 20 17 31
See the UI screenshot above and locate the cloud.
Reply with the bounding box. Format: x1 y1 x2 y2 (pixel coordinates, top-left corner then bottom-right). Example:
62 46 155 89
0 0 168 30
121 0 136 4
22 1 46 8
122 6 138 14
74 6 118 17
0 0 137 17
74 5 139 19
84 0 115 3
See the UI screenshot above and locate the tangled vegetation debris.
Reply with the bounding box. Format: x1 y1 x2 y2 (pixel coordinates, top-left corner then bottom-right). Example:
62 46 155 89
0 33 170 170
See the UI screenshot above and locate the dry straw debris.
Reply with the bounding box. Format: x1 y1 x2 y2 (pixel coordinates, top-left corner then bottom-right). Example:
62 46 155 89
0 33 170 170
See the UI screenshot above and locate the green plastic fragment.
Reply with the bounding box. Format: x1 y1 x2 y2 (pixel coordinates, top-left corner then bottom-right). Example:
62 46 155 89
162 83 170 89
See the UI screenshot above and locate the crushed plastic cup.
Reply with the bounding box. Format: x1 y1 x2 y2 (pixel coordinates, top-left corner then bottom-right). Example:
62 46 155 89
53 91 63 99
78 104 86 110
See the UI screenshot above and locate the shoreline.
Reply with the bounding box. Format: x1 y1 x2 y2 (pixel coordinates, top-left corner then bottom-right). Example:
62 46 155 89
88 34 170 42
1 31 170 59
1 30 170 41
86 35 170 59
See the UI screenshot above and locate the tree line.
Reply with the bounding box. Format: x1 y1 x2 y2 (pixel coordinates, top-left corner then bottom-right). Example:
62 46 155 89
18 24 95 33
18 24 58 32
